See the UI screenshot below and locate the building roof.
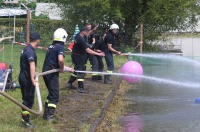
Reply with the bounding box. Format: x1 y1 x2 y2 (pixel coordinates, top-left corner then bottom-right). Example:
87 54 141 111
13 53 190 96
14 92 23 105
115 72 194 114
0 8 27 16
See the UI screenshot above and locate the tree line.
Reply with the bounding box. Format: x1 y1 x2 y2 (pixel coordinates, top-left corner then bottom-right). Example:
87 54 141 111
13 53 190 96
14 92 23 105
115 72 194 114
56 0 200 48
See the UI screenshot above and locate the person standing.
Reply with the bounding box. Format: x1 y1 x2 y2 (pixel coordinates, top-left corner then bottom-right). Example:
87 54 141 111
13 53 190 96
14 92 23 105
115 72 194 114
19 32 41 128
66 26 105 93
103 24 121 84
84 24 97 69
91 35 104 81
86 24 96 45
42 28 74 122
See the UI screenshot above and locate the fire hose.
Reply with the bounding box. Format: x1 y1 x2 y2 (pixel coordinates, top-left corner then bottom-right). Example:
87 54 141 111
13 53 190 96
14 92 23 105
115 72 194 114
0 69 65 116
0 64 135 116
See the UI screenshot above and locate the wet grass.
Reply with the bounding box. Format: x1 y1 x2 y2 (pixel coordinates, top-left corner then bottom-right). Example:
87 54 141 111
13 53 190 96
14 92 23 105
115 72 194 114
0 43 128 131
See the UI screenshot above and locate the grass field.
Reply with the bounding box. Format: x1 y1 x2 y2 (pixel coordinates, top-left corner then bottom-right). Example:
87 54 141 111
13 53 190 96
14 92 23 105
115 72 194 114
0 43 127 131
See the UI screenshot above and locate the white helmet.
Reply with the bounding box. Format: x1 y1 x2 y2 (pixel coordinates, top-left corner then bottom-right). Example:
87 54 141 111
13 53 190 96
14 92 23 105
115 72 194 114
110 24 119 30
53 28 68 42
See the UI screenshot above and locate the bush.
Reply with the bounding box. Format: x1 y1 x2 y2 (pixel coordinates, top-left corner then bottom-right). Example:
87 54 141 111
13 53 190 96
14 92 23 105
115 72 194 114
27 2 37 9
32 14 50 19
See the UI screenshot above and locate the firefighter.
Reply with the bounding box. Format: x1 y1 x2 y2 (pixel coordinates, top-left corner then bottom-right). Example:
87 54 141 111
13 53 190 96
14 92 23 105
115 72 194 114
66 26 105 93
103 24 121 84
42 28 74 122
91 35 104 81
19 32 41 128
84 24 97 69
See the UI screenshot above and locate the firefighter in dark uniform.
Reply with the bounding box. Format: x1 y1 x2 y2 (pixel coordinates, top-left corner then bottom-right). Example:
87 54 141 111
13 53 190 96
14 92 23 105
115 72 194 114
85 30 95 62
103 24 121 84
66 26 105 93
19 32 41 128
42 28 74 121
91 35 104 80
84 24 97 70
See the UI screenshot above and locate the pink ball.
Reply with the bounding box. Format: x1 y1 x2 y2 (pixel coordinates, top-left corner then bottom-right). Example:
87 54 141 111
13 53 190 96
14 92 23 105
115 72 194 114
121 61 143 83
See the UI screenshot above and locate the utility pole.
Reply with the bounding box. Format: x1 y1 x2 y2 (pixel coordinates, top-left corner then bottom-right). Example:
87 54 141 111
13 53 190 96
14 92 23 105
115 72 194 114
26 9 30 43
139 23 143 63
20 2 30 44
139 23 143 53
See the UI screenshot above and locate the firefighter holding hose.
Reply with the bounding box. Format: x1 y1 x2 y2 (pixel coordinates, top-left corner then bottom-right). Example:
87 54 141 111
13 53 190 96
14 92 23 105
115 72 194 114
19 32 41 128
42 28 74 122
66 26 105 93
103 24 121 84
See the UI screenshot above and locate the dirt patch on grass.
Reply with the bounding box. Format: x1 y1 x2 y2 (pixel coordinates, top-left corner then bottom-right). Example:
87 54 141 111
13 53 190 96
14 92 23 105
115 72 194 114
54 75 122 132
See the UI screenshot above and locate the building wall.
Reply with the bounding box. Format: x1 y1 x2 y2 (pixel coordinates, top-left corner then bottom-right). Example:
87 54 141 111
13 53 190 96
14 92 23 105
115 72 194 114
171 38 200 57
4 0 19 4
3 0 36 3
35 3 62 20
159 37 200 57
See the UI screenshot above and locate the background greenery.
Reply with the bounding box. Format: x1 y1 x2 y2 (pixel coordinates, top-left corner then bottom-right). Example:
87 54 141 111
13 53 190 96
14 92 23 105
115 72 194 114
56 0 200 49
0 18 74 46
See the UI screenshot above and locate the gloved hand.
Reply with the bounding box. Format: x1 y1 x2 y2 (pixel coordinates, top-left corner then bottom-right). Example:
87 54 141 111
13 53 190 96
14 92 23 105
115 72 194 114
116 51 122 55
64 66 74 73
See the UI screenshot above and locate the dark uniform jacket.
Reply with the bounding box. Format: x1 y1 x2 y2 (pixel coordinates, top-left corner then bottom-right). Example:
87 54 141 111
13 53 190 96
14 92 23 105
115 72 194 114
72 34 89 55
20 44 37 77
42 41 65 71
87 33 95 44
103 30 116 52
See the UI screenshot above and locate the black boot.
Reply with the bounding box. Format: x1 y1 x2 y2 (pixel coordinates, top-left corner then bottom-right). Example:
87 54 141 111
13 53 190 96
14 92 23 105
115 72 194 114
66 75 77 89
92 75 98 81
21 114 35 128
43 102 48 119
66 83 76 90
77 81 85 93
104 75 112 84
98 75 102 80
43 107 56 122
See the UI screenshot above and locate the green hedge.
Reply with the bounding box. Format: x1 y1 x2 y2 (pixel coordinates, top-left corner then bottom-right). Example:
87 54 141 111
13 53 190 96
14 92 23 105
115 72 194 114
0 18 74 46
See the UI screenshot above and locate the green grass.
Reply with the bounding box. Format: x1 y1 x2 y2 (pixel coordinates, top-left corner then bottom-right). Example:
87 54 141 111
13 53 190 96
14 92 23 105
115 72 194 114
0 43 127 131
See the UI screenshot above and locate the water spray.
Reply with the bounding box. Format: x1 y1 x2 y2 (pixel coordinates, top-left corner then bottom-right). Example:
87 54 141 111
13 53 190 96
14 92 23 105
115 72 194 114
121 53 183 56
75 70 200 88
76 60 200 88
121 53 200 67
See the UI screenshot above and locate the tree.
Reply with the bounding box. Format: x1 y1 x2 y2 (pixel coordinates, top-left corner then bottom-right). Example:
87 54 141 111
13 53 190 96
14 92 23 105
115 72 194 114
56 0 200 47
0 0 3 5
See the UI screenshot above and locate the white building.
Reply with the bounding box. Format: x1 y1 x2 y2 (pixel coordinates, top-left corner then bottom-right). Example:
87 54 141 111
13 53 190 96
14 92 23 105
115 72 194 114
3 0 37 4
35 3 62 20
3 0 20 4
